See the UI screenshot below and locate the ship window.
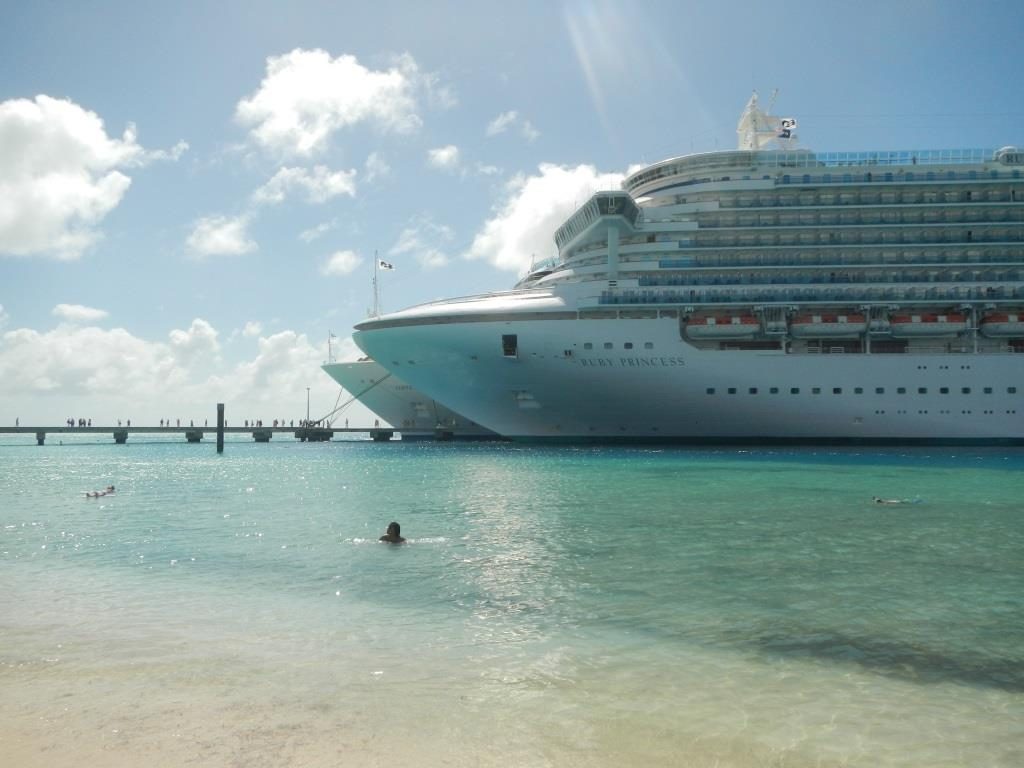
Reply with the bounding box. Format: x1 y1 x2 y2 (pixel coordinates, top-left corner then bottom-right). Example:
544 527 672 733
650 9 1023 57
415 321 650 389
918 387 928 394
833 387 842 394
584 342 593 350
984 387 993 394
897 387 907 394
748 387 758 395
876 387 885 394
604 342 613 349
501 334 518 357
644 342 653 349
940 387 949 394
706 388 715 395
770 387 779 394
812 387 821 394
961 387 971 394
790 387 800 394
624 342 633 349
854 387 864 394
1010 387 1019 394
728 387 737 394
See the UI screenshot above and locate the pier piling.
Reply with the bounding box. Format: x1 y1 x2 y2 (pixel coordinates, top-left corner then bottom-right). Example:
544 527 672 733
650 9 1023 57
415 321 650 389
216 404 224 453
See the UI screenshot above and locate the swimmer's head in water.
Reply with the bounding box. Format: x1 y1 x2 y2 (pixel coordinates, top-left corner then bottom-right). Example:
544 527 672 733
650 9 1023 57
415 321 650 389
387 522 400 536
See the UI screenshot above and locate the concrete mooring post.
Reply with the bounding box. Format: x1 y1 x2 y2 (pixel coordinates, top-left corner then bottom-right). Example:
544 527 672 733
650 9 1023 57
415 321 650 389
217 403 225 453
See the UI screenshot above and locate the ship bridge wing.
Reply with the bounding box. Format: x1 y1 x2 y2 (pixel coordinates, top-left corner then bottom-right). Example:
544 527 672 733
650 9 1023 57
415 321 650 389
554 192 641 256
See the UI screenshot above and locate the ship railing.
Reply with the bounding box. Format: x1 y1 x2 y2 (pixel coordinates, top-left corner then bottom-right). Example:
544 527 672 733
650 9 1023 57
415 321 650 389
639 272 1024 288
624 149 1004 194
599 286 1024 306
659 253 1024 270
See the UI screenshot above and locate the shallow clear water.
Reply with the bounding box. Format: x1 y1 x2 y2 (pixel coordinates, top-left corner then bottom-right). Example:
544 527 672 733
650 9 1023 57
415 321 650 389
2 436 1022 766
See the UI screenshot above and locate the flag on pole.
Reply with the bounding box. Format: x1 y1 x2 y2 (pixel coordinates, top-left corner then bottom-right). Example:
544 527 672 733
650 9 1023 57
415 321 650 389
379 259 394 270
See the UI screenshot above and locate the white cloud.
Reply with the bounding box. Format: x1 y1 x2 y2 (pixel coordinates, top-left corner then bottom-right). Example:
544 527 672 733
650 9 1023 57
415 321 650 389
236 49 440 157
485 110 539 142
299 220 336 243
475 162 501 176
0 96 136 259
321 249 363 276
242 321 262 337
426 144 459 171
252 165 357 205
186 214 257 258
364 151 390 182
486 111 518 136
465 163 623 272
168 318 221 368
390 216 453 269
0 304 7 329
52 303 109 323
0 319 352 426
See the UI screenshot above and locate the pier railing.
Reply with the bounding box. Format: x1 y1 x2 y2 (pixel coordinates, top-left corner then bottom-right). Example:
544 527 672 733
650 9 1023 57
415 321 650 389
0 425 431 445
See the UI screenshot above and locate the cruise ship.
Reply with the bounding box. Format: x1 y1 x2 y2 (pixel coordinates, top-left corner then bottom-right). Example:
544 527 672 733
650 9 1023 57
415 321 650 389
353 96 1024 444
321 358 498 440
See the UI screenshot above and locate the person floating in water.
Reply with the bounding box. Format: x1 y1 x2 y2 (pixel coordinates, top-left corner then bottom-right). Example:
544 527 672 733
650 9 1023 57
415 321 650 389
872 495 921 505
85 485 115 498
379 521 406 544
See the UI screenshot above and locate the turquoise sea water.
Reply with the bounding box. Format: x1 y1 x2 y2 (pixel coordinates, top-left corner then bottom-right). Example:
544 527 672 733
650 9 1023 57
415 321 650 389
1 436 1022 767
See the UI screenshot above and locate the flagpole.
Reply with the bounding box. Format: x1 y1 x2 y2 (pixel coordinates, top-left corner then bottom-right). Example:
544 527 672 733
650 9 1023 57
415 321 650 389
373 250 379 318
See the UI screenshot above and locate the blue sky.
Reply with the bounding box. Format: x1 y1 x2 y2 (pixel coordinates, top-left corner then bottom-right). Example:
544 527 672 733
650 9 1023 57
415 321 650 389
1 0 1021 426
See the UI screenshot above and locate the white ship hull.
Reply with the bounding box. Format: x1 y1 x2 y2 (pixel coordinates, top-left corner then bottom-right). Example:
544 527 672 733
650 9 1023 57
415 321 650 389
355 311 1024 444
321 359 499 440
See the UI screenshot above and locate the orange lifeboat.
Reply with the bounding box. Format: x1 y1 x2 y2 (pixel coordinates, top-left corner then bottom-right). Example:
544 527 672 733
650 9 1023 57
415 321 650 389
979 312 1024 338
685 315 760 339
789 313 867 338
889 313 968 337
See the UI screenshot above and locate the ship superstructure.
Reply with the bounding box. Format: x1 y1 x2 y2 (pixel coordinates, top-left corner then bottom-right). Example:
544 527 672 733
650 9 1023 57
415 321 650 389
353 96 1024 443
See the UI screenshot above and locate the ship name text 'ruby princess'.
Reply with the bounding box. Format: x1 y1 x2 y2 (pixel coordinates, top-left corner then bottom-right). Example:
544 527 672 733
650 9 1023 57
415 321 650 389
353 95 1024 444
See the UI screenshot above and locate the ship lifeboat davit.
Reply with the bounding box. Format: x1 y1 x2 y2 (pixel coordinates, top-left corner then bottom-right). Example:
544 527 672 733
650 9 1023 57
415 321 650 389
889 313 968 337
979 312 1024 338
685 315 760 339
789 313 867 338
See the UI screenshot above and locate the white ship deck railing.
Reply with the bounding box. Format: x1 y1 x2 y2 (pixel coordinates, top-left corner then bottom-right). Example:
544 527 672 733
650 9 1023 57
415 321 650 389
658 253 1024 269
624 149 1006 194
639 271 1023 288
598 286 1024 306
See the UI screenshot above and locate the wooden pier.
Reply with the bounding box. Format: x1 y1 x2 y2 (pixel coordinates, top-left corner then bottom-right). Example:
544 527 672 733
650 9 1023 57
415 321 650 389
0 425 423 445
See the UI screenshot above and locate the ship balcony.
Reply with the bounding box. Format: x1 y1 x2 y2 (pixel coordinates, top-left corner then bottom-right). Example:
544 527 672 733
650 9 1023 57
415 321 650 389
598 285 1024 307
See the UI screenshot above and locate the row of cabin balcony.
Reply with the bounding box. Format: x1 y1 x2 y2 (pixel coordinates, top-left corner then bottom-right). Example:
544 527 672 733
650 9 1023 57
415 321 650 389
597 284 1024 306
693 229 1023 248
563 244 1024 272
700 186 1021 209
638 268 1024 287
696 206 1024 228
